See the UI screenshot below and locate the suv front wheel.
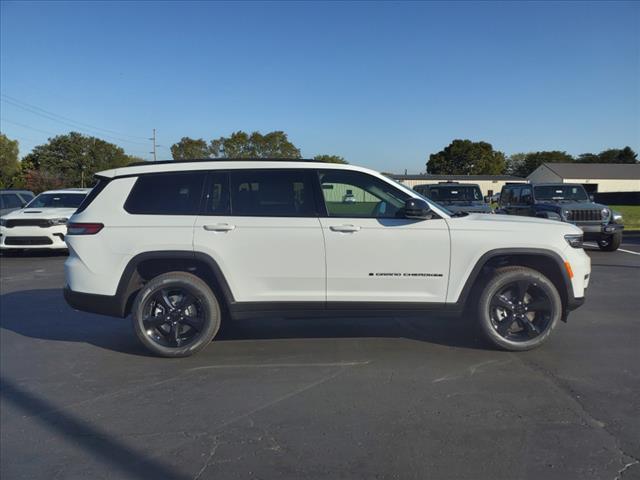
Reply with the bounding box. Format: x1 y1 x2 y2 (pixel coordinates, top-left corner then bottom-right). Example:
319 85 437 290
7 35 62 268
132 272 221 357
477 266 562 351
597 231 622 252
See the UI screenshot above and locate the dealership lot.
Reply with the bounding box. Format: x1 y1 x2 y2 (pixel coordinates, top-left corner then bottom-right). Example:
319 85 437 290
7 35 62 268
1 241 639 480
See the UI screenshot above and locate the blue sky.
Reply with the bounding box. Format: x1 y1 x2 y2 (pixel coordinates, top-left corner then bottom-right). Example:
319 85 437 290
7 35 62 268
1 1 638 172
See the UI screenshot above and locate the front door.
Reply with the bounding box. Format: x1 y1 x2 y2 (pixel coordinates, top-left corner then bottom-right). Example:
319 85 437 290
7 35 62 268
193 169 325 303
317 169 450 304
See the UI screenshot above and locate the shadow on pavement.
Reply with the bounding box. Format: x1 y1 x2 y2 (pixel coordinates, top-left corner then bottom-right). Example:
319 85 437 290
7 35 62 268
0 376 190 480
0 289 490 355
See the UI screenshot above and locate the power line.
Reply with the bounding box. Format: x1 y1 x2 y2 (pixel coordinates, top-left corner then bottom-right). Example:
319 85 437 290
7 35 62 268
1 93 150 140
1 117 150 160
0 95 150 146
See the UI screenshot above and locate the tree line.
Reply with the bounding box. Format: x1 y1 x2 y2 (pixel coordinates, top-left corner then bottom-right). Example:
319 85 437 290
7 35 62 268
0 130 636 192
0 130 346 192
427 139 637 177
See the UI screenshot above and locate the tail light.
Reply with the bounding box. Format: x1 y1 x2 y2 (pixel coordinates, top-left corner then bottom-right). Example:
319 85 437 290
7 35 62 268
67 223 104 235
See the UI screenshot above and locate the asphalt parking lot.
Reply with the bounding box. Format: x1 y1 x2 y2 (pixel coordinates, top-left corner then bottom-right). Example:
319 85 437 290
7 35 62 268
1 239 639 480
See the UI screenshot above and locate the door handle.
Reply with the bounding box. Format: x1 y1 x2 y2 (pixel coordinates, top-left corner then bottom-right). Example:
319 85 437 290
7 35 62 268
203 223 235 232
329 224 361 233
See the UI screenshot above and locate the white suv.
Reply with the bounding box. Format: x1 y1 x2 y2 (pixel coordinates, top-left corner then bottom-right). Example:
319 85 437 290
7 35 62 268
1 188 89 251
63 160 590 357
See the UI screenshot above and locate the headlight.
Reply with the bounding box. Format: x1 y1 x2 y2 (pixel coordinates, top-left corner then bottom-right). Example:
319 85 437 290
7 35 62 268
564 234 584 248
48 218 68 226
601 208 610 220
0 218 5 227
563 210 572 220
613 211 623 223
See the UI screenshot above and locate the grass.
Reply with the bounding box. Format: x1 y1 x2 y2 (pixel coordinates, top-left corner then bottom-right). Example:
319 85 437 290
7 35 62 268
609 205 640 231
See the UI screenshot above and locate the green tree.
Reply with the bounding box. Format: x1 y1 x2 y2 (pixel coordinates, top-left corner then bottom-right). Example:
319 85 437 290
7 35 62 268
21 132 135 190
427 139 506 175
170 137 211 160
511 151 574 177
595 147 637 164
505 153 527 176
313 154 348 164
0 133 20 188
210 131 301 159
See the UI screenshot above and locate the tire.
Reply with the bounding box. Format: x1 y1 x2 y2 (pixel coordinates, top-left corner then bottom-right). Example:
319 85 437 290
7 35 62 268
597 231 622 251
476 266 562 351
132 271 221 357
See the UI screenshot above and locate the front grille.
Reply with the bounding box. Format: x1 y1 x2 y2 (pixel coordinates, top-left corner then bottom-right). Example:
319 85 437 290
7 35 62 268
4 236 53 245
5 219 50 228
569 209 601 222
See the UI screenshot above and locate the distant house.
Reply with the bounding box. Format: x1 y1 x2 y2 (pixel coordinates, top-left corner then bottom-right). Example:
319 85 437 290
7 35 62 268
527 163 640 194
390 174 527 197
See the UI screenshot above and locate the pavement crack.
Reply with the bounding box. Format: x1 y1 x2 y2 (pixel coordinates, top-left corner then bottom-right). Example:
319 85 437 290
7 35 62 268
616 458 640 480
193 436 222 480
514 354 638 479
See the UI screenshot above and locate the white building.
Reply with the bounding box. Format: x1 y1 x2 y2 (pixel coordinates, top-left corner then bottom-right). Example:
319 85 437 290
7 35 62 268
391 174 527 197
527 163 640 194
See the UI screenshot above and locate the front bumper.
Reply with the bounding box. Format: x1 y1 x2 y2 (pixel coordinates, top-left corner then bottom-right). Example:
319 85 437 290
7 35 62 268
575 223 623 236
0 225 68 249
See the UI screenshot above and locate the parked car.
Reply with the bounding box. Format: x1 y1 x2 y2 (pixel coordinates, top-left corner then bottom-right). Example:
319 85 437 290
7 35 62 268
497 183 624 251
414 182 492 214
64 160 590 357
0 189 35 216
0 188 90 251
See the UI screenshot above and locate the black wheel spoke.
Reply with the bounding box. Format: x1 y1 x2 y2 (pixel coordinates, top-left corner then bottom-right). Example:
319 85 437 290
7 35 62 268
497 316 515 335
181 316 203 332
526 298 550 312
158 290 175 312
491 295 514 311
176 292 197 310
170 323 180 345
518 317 539 336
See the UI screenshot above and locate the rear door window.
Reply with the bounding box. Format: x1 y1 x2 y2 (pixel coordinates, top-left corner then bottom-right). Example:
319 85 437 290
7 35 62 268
228 170 316 217
124 172 205 215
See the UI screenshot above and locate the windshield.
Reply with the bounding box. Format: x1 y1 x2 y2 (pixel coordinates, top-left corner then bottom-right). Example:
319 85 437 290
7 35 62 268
427 186 483 202
534 185 588 202
413 191 454 216
26 193 86 209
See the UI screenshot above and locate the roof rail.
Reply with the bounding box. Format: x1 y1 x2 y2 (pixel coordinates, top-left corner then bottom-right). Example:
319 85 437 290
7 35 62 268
127 158 321 167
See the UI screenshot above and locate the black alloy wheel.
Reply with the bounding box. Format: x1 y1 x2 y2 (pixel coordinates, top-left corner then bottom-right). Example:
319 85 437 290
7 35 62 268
141 287 206 348
489 279 554 342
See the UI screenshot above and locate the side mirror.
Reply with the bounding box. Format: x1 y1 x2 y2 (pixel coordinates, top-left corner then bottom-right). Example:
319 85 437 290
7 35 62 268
589 194 594 202
404 198 431 220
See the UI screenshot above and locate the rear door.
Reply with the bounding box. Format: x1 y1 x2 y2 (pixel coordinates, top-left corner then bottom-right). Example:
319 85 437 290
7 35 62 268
317 169 450 304
193 169 325 303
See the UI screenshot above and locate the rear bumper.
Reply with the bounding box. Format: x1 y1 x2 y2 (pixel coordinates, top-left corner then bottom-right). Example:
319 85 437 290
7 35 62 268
63 286 125 317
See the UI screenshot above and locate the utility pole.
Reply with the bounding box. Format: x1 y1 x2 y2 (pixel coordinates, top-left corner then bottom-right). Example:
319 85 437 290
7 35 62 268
150 128 157 162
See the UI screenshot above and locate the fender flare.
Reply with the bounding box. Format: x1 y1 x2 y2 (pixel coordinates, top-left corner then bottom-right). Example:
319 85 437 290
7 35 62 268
114 250 235 317
454 247 575 309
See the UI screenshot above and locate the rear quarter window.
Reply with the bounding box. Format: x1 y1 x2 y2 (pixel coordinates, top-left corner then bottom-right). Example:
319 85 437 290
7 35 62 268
124 172 205 215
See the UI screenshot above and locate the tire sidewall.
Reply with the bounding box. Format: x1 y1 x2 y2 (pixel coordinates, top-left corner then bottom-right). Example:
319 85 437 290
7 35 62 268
478 268 562 351
132 273 221 357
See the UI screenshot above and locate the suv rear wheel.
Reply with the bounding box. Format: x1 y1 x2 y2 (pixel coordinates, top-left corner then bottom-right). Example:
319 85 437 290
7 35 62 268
597 231 622 251
477 266 562 351
132 272 221 357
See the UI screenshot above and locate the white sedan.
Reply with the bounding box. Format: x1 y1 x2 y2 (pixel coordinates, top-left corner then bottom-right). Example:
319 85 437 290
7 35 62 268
0 188 90 251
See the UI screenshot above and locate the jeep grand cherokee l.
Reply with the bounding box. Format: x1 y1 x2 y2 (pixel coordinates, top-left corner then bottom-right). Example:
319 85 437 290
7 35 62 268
63 160 590 357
